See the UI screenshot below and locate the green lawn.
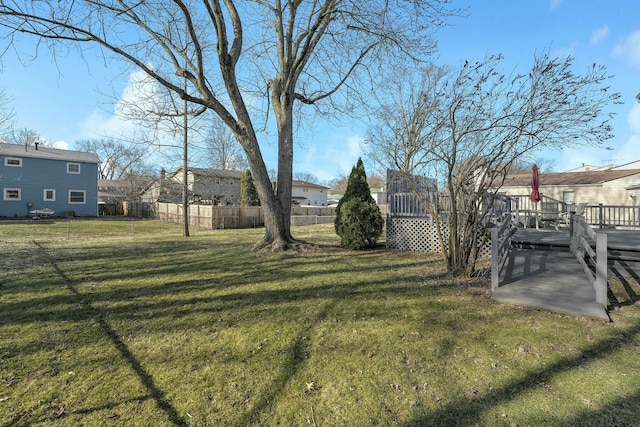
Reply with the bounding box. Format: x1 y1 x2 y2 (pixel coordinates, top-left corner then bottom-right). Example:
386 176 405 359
1 220 639 426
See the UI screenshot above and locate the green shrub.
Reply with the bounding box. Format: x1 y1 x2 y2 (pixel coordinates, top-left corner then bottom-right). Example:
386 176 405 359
240 169 260 206
334 158 383 249
337 198 383 249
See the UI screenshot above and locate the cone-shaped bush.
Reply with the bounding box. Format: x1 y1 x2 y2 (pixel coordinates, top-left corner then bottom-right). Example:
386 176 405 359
240 169 260 206
334 158 383 249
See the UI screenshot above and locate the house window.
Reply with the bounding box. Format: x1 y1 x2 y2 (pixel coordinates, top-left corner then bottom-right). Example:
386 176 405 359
4 157 22 167
562 191 575 205
69 190 86 204
3 188 21 201
67 163 81 174
44 189 56 201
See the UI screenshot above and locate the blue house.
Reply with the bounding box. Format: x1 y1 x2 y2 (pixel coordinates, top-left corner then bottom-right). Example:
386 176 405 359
0 142 100 218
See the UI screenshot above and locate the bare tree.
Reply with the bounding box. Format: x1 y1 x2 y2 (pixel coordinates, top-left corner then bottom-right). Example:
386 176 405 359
0 0 460 250
367 54 620 276
75 138 152 180
3 127 49 146
201 117 248 171
328 175 348 195
293 172 320 184
0 88 15 139
329 173 383 194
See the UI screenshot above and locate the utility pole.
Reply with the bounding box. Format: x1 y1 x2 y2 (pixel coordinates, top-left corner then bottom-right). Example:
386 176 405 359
182 40 190 237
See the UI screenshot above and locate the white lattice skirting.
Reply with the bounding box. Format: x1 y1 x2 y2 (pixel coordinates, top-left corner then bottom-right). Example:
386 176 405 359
386 217 491 257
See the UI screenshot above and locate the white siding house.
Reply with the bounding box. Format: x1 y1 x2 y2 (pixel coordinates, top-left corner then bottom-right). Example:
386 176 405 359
291 180 329 206
499 169 640 206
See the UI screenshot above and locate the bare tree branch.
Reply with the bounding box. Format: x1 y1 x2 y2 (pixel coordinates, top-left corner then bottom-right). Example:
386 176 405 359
367 53 620 275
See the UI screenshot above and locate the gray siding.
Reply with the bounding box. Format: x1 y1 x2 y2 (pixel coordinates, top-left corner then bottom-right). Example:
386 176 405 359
0 153 99 217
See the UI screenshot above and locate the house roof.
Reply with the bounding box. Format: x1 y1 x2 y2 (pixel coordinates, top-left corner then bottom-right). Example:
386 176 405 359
504 169 640 186
0 142 100 163
168 167 244 180
292 180 329 189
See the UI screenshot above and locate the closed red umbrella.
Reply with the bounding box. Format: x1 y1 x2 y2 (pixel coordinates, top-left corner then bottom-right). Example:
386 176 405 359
530 164 541 203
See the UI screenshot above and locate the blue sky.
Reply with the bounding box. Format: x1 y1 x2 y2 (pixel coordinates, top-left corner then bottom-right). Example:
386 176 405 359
1 0 639 181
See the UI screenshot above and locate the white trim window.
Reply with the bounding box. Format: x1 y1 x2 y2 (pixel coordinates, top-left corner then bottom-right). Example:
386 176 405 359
44 189 56 201
67 162 81 174
69 190 86 204
4 157 22 167
3 188 21 201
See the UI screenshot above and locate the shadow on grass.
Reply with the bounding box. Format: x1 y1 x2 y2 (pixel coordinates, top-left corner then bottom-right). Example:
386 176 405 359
2 240 436 333
400 320 640 426
235 301 337 426
608 260 640 309
32 242 188 427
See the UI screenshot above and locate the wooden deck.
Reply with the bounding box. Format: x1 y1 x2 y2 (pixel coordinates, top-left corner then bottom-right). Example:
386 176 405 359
492 228 640 321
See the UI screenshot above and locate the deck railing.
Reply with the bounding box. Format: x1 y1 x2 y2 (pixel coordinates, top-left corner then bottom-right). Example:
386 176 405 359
570 214 608 307
497 194 566 228
504 195 640 229
583 204 640 229
490 215 516 291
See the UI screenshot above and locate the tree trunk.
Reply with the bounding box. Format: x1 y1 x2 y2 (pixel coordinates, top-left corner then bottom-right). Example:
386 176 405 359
239 136 292 251
244 78 297 251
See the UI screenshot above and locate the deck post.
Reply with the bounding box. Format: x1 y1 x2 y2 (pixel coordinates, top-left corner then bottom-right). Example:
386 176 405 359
595 232 608 307
598 204 604 229
491 226 499 291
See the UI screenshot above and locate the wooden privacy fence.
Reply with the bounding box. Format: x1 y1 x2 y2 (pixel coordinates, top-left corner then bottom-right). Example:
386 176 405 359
156 203 335 230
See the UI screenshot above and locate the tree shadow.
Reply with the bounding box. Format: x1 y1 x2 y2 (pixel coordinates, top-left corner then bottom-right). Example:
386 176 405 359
399 320 640 426
608 261 640 309
32 242 188 427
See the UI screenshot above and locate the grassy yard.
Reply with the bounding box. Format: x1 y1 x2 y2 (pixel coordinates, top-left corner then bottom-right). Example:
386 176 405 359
1 219 639 426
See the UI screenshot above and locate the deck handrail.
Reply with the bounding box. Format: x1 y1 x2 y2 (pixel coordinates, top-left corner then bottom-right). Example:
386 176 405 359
503 196 640 230
569 214 608 307
490 215 516 291
582 204 640 229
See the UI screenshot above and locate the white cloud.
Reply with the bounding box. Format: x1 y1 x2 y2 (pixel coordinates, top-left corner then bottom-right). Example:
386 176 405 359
612 29 640 68
79 108 136 139
339 134 366 172
590 25 610 45
557 147 603 172
78 67 177 143
550 0 563 10
51 140 69 150
557 105 640 171
552 43 577 59
302 129 366 181
614 104 640 162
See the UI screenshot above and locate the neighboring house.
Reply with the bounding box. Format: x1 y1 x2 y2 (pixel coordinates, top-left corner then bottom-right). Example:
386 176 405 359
370 188 387 205
0 142 100 217
142 170 329 207
499 168 640 206
564 163 606 172
291 180 329 206
99 176 155 215
142 167 244 205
